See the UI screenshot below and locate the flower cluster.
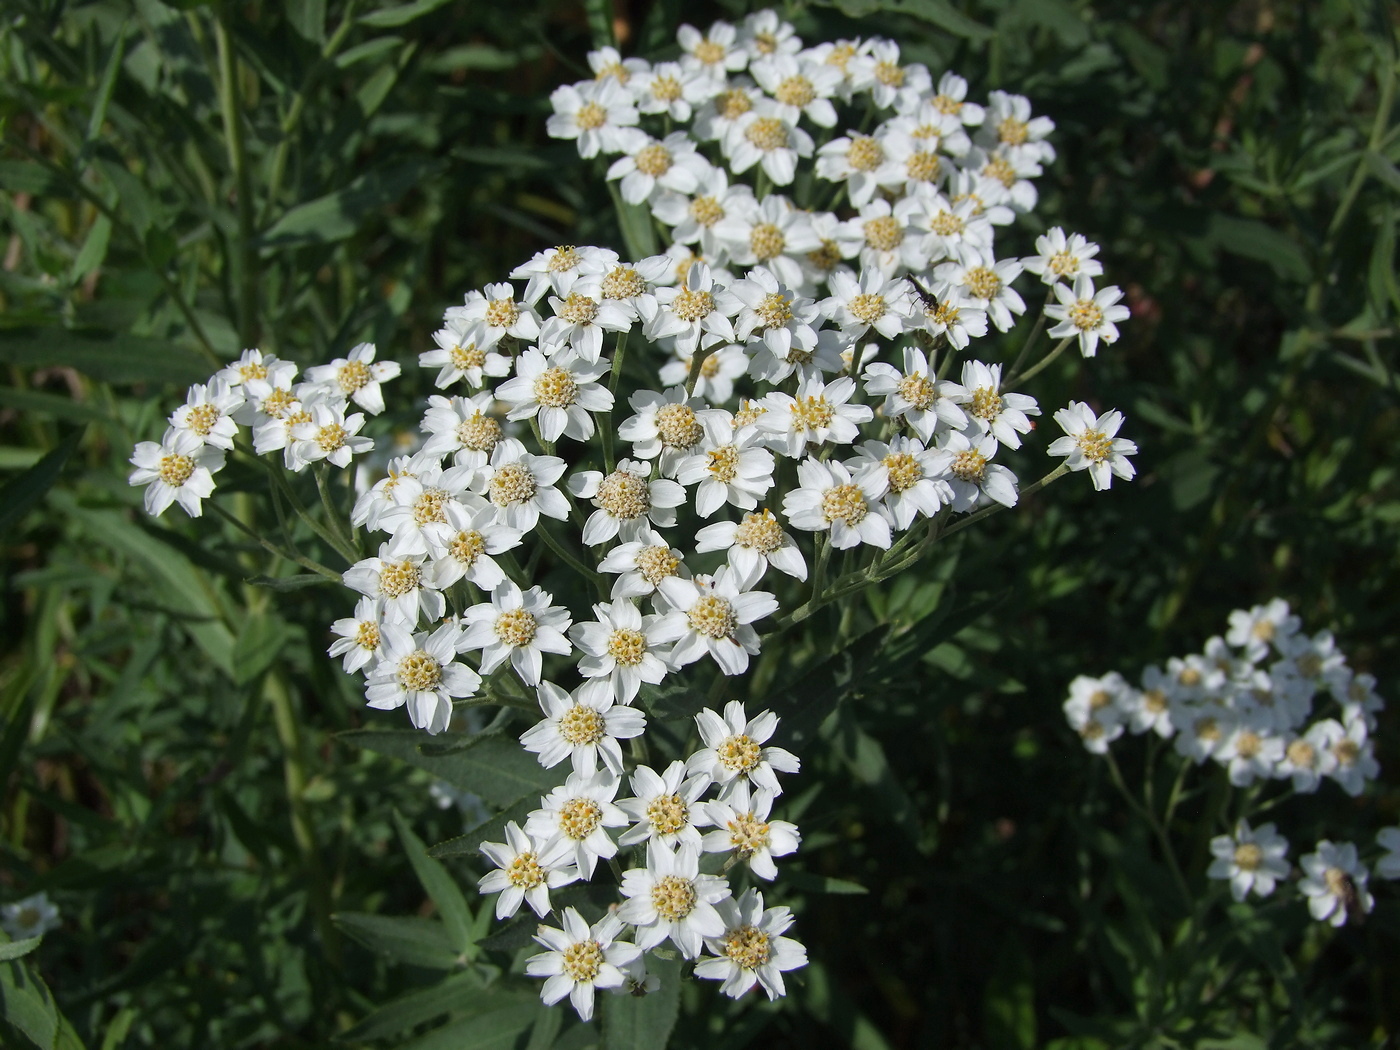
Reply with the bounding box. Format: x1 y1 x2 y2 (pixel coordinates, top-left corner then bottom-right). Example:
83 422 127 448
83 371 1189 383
1064 598 1397 925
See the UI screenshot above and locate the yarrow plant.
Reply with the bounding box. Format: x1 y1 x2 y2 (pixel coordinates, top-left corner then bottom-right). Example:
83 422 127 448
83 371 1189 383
1064 598 1397 928
128 10 1145 1020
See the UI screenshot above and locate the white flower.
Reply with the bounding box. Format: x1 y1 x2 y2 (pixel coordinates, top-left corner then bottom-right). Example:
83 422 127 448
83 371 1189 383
546 78 645 159
229 354 300 427
758 374 873 458
849 437 954 531
302 342 400 415
1299 841 1373 927
978 89 1056 165
677 20 748 79
1276 722 1339 793
694 888 807 1000
477 821 578 920
783 456 890 550
289 401 374 470
617 842 731 958
607 132 711 205
913 282 989 351
474 438 571 532
128 429 225 517
598 526 690 599
1171 703 1236 765
673 411 776 517
364 621 480 735
328 596 388 674
1121 671 1175 737
1376 827 1400 880
736 9 801 61
633 61 713 123
376 463 477 558
687 700 799 795
837 196 930 278
568 459 686 545
1318 717 1380 797
427 501 523 591
694 510 807 589
618 760 714 851
1 893 60 940
655 571 778 676
933 246 1026 332
658 345 750 405
1207 821 1290 901
510 245 618 307
352 452 427 531
1277 630 1349 692
1216 719 1285 787
537 276 637 363
749 53 840 127
725 242 825 352
692 81 764 147
617 387 716 476
959 360 1040 450
419 319 512 390
910 193 993 264
1063 673 1128 754
1045 275 1131 358
1022 227 1104 286
862 346 968 442
1225 599 1301 661
1338 672 1384 730
526 908 640 1022
461 582 572 687
525 769 628 877
569 599 672 704
520 680 646 776
821 268 917 341
168 379 243 449
587 45 648 85
343 546 445 626
497 348 613 443
1047 401 1139 492
701 780 799 880
938 430 1018 511
651 166 755 258
646 262 743 359
968 145 1042 212
928 71 985 127
446 281 542 350
815 131 902 208
849 39 929 110
418 392 505 469
724 102 814 186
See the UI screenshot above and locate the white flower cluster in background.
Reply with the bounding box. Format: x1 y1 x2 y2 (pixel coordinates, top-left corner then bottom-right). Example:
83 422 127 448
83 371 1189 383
1 892 60 941
1064 598 1397 926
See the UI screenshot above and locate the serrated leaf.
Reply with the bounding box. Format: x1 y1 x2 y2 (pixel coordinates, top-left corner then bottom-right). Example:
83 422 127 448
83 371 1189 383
603 953 680 1050
333 913 463 970
394 811 474 954
0 428 84 536
340 730 556 806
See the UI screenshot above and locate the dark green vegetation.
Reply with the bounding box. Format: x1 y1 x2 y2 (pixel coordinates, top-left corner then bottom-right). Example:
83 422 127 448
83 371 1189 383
2 0 1398 1047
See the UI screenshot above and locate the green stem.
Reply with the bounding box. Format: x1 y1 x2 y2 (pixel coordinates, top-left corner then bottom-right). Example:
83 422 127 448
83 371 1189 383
1009 335 1074 387
684 346 707 396
1003 295 1052 385
210 503 343 581
938 462 1072 540
608 330 629 396
314 462 358 556
1104 749 1193 911
536 519 605 594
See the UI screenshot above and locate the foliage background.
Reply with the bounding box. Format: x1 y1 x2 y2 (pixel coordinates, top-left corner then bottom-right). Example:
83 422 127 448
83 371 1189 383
2 0 1398 1046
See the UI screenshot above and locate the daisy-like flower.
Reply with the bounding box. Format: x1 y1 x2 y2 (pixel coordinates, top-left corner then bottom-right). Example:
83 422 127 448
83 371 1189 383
736 9 801 61
678 20 748 80
646 261 743 359
288 401 375 471
1047 401 1139 492
673 411 776 517
716 198 823 309
598 526 690 599
687 700 799 795
376 462 476 558
884 99 973 158
914 282 989 350
1063 673 1128 754
618 760 714 851
497 348 613 443
1045 275 1130 358
617 842 731 958
968 144 1042 213
700 780 800 880
1275 722 1339 793
928 71 986 128
758 374 873 458
617 387 716 476
1299 840 1374 927
849 39 929 110
1216 718 1285 787
694 510 807 589
822 268 917 341
446 282 542 351
797 209 861 293
659 344 751 404
1121 670 1176 737
343 546 444 627
724 101 814 186
1226 599 1301 661
1278 629 1350 692
546 78 646 159
1172 703 1236 765
364 621 481 735
1376 827 1400 880
352 452 427 531
1338 672 1384 730
569 599 672 704
1021 227 1104 286
539 278 637 363
850 437 954 531
328 596 388 674
1318 718 1381 797
461 582 572 686
815 131 903 208
862 345 968 441
695 889 807 1000
692 81 764 147
655 570 778 676
251 396 313 464
128 428 225 517
633 61 712 123
978 89 1056 165
1 892 60 940
418 392 505 470
783 456 890 550
802 38 867 98
837 196 930 278
302 342 400 415
750 53 841 127
652 167 755 259
525 769 628 878
606 132 711 206
228 353 300 427
526 908 640 1022
1207 821 1290 901
474 438 570 532
427 501 523 591
939 430 1018 512
568 459 686 546
510 245 618 306
419 320 512 390
933 246 1026 332
909 192 993 264
587 45 648 85
168 379 243 450
478 822 578 920
521 680 646 775
959 360 1039 450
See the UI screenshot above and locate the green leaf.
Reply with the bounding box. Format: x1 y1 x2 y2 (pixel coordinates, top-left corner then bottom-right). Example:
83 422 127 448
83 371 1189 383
333 913 462 970
603 953 680 1050
340 730 556 807
231 613 288 685
1365 150 1400 194
393 811 475 954
783 871 869 895
81 25 128 165
0 327 209 386
286 0 326 42
259 162 445 248
1208 215 1310 283
428 795 535 860
1 958 58 1049
0 428 84 536
398 1000 541 1050
0 387 108 425
0 938 42 962
360 0 458 28
68 216 113 284
0 162 65 197
245 574 338 591
608 184 658 264
337 972 504 1042
892 0 995 39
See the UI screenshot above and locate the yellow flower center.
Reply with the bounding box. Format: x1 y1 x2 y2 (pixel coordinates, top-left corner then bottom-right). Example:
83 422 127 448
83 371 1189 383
983 156 1017 188
651 874 697 922
690 196 724 227
596 469 651 520
950 449 987 483
671 288 715 323
688 594 737 640
575 102 608 130
718 734 762 774
635 544 680 586
533 366 580 409
602 266 647 300
744 116 789 152
969 387 1002 421
883 452 923 493
755 291 793 328
1143 689 1168 714
260 388 296 418
562 939 604 982
634 144 673 178
595 61 629 84
750 222 786 261
646 792 689 835
558 798 603 840
651 75 682 102
398 650 442 692
1332 739 1360 766
898 373 935 410
806 240 840 272
559 704 606 745
449 529 485 565
316 423 348 453
707 444 740 483
754 30 779 54
450 343 486 371
1234 843 1263 871
507 851 545 888
413 487 449 525
456 413 501 453
1235 731 1263 759
1048 251 1078 276
607 627 647 666
495 608 537 648
727 812 771 854
338 359 371 393
559 293 599 326
864 215 903 252
159 454 195 486
964 266 1001 301
997 115 1029 146
1075 428 1113 464
655 402 704 448
548 246 582 273
693 39 726 66
485 297 520 329
733 510 784 554
875 60 904 87
354 621 380 651
717 88 752 120
1194 717 1221 744
847 293 887 325
724 925 771 968
822 483 868 525
776 75 815 107
379 560 421 598
489 464 537 507
186 403 220 436
928 210 965 237
907 150 941 183
846 135 884 172
237 361 267 382
933 93 963 115
1069 299 1104 332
